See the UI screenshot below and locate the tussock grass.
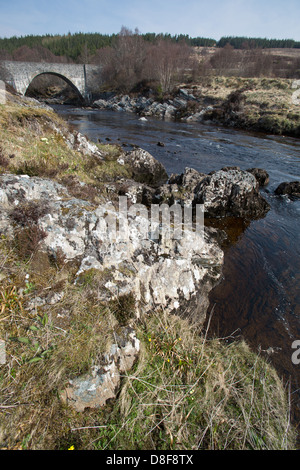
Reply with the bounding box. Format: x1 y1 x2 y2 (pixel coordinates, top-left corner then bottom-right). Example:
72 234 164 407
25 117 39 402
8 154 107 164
186 76 300 136
93 310 296 450
0 235 117 450
0 93 129 205
1 231 295 450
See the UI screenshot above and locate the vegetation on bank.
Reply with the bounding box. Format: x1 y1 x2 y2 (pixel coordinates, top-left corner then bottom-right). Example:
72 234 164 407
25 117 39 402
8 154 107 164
183 76 300 137
93 311 295 451
0 93 134 202
0 92 297 450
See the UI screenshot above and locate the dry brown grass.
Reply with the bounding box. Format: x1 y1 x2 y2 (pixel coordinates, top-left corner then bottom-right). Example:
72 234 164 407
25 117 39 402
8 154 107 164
0 233 118 450
0 92 129 206
92 310 296 450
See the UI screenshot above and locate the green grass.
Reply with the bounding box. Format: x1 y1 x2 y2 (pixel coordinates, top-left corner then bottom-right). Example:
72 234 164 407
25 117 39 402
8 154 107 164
0 225 295 449
0 233 118 449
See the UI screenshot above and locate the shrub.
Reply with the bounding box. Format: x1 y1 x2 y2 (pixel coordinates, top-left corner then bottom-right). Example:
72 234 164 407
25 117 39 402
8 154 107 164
10 201 50 226
14 223 47 260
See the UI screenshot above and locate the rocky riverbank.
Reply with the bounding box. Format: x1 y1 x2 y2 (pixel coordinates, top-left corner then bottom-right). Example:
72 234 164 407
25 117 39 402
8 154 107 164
0 91 296 450
92 77 300 138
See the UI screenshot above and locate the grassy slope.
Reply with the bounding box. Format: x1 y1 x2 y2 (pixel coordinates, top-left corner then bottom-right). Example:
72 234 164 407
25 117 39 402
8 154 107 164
0 92 297 450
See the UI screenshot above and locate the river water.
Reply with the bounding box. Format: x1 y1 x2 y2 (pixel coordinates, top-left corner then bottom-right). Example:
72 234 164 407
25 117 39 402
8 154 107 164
52 105 300 428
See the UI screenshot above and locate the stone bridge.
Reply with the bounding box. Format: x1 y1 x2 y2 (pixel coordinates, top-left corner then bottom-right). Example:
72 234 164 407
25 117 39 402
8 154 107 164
0 61 102 102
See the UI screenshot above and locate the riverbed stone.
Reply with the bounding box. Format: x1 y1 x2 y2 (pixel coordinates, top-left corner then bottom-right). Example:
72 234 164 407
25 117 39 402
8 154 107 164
246 168 270 187
274 181 300 197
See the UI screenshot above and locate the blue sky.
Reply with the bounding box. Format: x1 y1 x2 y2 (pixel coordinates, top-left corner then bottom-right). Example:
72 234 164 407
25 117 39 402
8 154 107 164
0 0 299 40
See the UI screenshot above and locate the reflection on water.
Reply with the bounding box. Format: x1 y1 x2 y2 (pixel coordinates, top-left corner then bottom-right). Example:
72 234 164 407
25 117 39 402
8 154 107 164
53 105 300 430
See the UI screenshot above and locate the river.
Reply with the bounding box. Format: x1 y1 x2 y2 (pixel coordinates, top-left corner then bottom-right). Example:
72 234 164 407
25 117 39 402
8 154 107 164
52 104 300 428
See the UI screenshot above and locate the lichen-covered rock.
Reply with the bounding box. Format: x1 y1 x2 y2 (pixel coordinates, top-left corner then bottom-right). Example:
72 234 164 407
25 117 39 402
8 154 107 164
60 327 140 411
118 148 168 188
117 179 155 206
169 167 207 191
0 173 224 321
156 167 207 206
153 167 270 220
194 168 270 219
0 171 224 411
65 130 104 160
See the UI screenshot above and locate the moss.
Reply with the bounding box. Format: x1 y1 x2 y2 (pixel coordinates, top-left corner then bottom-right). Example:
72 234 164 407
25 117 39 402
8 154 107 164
75 268 99 287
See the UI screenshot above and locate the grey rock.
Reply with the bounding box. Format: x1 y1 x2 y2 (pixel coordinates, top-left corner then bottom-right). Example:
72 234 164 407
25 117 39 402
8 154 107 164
118 147 168 188
194 169 270 219
179 88 197 101
173 97 188 108
0 170 225 411
60 327 140 411
176 167 207 191
63 130 104 160
157 168 207 206
93 92 198 121
117 180 155 206
0 172 224 320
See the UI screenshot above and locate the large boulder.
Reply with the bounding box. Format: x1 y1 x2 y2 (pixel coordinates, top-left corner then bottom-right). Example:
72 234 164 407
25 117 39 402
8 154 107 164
155 167 207 206
117 148 168 188
153 166 270 220
0 173 224 321
0 172 225 411
169 167 207 190
194 168 270 219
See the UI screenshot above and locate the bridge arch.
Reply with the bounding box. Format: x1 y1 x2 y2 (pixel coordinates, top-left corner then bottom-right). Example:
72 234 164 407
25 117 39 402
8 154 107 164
25 71 85 101
1 61 101 103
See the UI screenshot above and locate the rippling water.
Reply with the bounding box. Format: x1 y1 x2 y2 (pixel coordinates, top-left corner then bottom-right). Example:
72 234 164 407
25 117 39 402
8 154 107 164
53 105 300 427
